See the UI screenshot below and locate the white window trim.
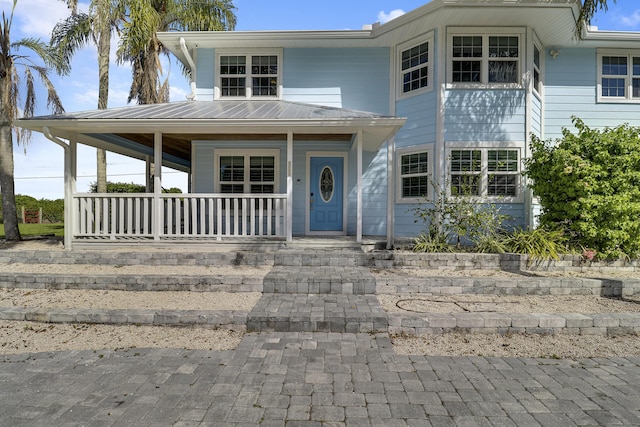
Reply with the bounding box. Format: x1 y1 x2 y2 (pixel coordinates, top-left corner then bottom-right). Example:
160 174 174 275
597 49 640 103
214 148 280 193
447 27 525 89
396 145 433 204
396 31 434 100
215 49 283 100
445 144 524 203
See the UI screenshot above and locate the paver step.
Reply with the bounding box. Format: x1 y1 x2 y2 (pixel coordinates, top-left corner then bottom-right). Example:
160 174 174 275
376 276 640 297
0 273 262 292
0 306 247 330
389 312 640 336
263 266 376 294
273 248 367 267
0 250 275 267
246 294 388 333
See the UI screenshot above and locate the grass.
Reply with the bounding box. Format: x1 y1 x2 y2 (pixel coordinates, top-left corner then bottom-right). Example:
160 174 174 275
0 223 64 238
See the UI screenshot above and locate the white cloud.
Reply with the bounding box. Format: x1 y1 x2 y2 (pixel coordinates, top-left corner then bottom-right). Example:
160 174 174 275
619 11 640 29
1 0 87 39
377 9 406 24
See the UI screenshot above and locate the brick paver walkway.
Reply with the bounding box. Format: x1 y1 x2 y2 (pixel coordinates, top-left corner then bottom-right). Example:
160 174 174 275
1 331 639 426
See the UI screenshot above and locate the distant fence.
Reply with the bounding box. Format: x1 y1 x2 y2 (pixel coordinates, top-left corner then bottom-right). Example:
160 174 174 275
22 207 42 224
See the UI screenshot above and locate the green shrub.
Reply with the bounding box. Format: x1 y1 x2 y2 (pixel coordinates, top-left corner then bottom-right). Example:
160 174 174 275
526 118 640 259
1 195 64 224
503 228 569 261
412 227 452 253
410 177 510 249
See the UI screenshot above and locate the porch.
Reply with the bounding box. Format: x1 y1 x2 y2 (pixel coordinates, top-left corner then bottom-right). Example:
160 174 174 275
71 191 386 250
16 100 406 250
74 193 287 241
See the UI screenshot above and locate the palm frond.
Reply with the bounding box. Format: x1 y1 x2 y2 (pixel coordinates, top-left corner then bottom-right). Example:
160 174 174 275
32 65 65 115
576 0 614 38
50 12 93 67
22 66 35 118
13 37 70 75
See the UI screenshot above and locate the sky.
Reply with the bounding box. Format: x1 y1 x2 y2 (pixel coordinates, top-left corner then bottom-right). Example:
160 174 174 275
2 0 639 200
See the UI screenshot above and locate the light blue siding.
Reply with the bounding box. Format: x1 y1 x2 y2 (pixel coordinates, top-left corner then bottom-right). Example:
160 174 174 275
444 89 526 142
347 147 388 236
195 48 215 101
395 91 438 148
545 48 640 139
282 48 390 114
192 141 287 195
532 94 542 138
393 203 525 238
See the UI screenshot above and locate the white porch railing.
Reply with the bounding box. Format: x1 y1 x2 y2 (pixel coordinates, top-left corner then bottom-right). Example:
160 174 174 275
73 193 287 240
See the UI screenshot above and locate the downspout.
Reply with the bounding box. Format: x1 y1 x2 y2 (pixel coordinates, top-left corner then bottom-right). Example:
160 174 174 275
179 37 197 100
43 127 73 250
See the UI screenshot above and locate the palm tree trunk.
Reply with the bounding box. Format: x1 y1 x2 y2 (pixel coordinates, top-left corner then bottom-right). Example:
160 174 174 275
95 0 111 194
0 124 21 241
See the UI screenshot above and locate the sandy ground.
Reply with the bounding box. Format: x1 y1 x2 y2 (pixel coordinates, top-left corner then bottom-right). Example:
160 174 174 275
0 321 243 354
378 294 640 314
1 238 639 359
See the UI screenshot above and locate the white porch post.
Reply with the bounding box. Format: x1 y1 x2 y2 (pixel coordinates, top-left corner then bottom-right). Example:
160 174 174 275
386 138 395 249
145 156 153 192
356 130 363 243
286 131 293 242
68 135 77 249
153 132 162 241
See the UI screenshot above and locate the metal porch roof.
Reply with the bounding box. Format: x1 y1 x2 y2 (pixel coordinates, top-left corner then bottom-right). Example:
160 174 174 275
20 99 396 122
17 100 406 172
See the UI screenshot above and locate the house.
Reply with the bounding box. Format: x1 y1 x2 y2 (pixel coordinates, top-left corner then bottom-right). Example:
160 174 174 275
17 0 640 250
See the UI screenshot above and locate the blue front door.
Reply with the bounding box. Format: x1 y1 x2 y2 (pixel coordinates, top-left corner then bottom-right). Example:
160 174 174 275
310 157 343 232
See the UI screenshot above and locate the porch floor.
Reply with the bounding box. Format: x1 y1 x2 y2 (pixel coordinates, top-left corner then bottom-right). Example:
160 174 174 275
70 235 388 251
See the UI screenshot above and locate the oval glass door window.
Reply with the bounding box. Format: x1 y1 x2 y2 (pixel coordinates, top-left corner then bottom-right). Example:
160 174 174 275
319 166 334 203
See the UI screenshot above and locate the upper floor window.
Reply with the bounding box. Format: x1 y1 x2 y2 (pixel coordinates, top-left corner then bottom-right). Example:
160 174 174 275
533 44 542 94
448 29 523 87
598 50 640 102
217 51 281 99
397 33 433 99
396 146 432 203
448 147 521 200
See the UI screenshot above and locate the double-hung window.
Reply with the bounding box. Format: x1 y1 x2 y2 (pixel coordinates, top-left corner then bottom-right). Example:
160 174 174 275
448 147 521 200
397 146 432 203
598 50 640 102
397 33 433 98
449 29 522 86
217 51 281 99
533 44 542 94
216 150 279 194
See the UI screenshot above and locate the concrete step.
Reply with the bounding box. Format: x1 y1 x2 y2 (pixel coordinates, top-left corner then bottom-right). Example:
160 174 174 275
246 294 388 333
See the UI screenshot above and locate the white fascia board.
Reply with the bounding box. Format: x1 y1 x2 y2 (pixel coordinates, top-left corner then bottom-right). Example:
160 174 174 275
158 30 376 50
19 118 405 133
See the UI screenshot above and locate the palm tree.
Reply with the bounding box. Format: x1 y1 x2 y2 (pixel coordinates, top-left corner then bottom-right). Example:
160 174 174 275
0 1 68 241
52 0 123 193
118 0 236 105
576 0 614 37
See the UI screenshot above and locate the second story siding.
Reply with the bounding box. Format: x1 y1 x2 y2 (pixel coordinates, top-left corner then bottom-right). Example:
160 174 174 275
282 48 390 114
